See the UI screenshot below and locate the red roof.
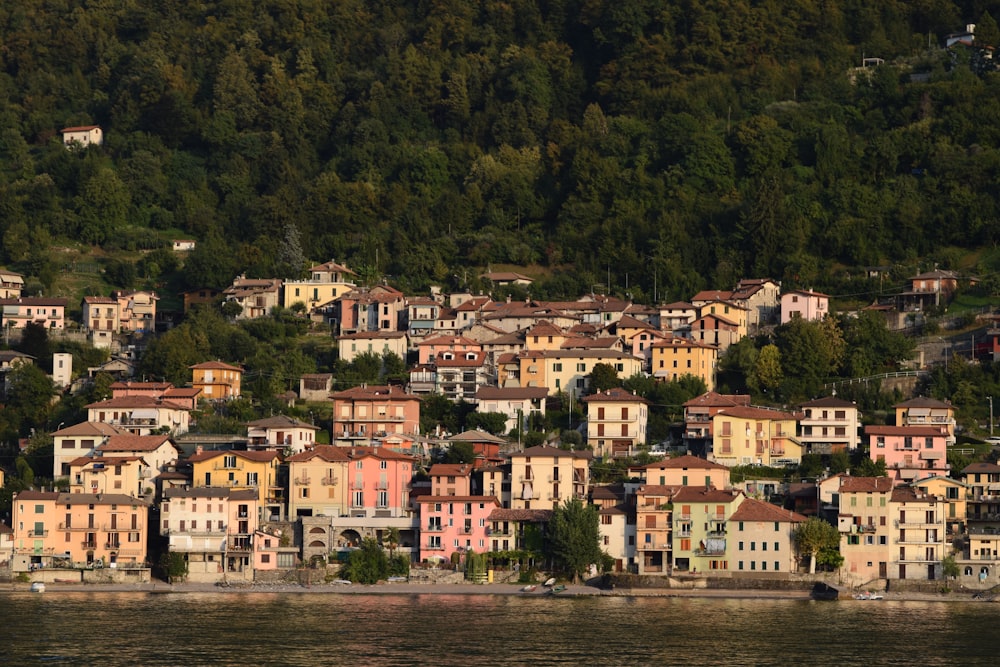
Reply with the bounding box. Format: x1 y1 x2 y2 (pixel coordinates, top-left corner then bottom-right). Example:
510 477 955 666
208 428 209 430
637 455 728 471
98 435 175 452
581 388 649 404
729 497 806 523
190 360 243 371
837 476 893 493
286 445 351 463
672 487 742 503
187 450 281 464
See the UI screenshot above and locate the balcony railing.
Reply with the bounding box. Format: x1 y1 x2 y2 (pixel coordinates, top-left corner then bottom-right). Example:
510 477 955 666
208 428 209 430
28 529 49 537
894 519 938 528
104 542 122 550
321 476 338 486
294 477 311 485
81 542 97 549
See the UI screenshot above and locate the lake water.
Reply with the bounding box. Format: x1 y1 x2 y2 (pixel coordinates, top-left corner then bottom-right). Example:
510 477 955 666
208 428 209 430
3 592 1000 665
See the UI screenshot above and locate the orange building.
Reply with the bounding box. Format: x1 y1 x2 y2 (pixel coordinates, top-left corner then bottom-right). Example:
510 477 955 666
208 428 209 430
190 360 243 399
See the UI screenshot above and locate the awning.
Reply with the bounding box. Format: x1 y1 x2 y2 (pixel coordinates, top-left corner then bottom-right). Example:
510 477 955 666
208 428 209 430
907 408 930 416
130 408 159 419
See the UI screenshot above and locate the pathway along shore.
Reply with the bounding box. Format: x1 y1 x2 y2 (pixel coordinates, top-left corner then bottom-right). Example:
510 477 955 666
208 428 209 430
3 580 990 602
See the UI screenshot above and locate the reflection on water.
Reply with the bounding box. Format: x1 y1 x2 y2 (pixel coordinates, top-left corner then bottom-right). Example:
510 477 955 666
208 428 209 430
3 592 1000 666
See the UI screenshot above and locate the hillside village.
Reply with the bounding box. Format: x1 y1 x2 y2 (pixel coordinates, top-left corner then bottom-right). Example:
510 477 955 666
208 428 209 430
2 257 1000 594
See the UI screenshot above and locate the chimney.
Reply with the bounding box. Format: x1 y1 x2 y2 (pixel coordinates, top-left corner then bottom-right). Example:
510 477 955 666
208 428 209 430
195 445 203 454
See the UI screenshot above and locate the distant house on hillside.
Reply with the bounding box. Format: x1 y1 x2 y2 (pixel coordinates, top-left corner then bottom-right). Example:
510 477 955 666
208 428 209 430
172 239 196 252
61 125 103 147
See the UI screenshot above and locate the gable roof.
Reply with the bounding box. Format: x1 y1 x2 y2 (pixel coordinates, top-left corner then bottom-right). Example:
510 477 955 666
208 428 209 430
247 415 319 431
52 422 131 437
799 396 856 408
286 445 352 463
187 449 281 464
715 406 798 421
449 429 508 445
511 445 592 460
683 392 751 409
190 360 244 372
837 476 894 493
582 388 649 404
672 487 742 503
729 497 806 523
98 435 175 452
636 454 728 471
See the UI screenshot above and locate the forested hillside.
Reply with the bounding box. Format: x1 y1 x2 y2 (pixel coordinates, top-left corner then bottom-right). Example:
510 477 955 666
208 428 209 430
3 0 1000 301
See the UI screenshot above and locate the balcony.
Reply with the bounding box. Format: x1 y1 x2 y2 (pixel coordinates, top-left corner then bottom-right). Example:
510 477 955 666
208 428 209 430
376 481 389 490
28 529 49 537
894 519 938 528
460 527 474 535
707 530 727 538
638 542 671 551
104 542 122 550
695 546 727 556
425 524 444 532
294 476 311 485
425 542 444 550
895 535 940 545
675 530 692 538
213 463 245 471
321 476 338 486
227 535 253 551
81 542 97 549
59 523 90 531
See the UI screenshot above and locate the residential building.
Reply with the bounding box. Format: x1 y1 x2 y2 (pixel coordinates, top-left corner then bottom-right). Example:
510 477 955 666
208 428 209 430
475 386 548 434
690 313 743 353
650 338 718 391
671 487 744 573
85 396 191 435
337 331 408 364
61 125 103 146
487 507 552 552
160 487 259 583
67 455 151 497
912 475 967 538
798 396 862 453
0 268 24 298
299 373 333 402
509 445 590 511
286 445 351 518
190 360 243 400
592 485 632 573
729 498 806 576
681 392 751 452
52 422 131 479
329 285 406 335
431 351 493 403
405 297 441 340
447 430 507 468
113 290 158 332
182 288 221 313
865 425 950 485
635 484 676 575
96 434 180 475
894 397 956 443
336 446 417 519
517 349 644 398
418 495 500 562
429 463 475 496
254 528 300 572
82 296 118 334
710 406 802 467
733 278 782 331
658 301 697 334
582 388 649 458
0 297 68 329
11 491 149 571
890 485 948 581
331 385 421 443
418 335 483 365
632 455 731 489
187 449 283 522
247 415 319 454
837 476 894 584
900 269 960 311
281 259 357 312
222 276 283 319
780 289 830 323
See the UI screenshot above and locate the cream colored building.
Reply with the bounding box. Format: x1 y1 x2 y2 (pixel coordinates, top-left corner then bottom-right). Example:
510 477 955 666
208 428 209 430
837 476 894 584
52 422 131 479
286 446 351 518
518 349 644 398
582 387 649 458
798 396 861 452
509 445 590 510
67 456 151 497
633 454 731 489
729 498 806 575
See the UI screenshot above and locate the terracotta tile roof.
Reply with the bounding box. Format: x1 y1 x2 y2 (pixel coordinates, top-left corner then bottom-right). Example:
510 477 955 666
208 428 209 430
614 314 656 330
187 450 281 464
83 296 116 304
110 381 173 391
342 445 417 462
429 464 474 477
799 396 856 408
661 301 695 310
190 360 244 372
57 492 150 506
891 486 940 503
636 484 683 497
783 288 830 298
837 476 894 493
894 397 953 409
163 387 202 398
286 445 351 463
13 490 60 501
418 495 500 503
85 396 189 410
591 484 625 501
0 297 67 307
52 422 131 437
691 290 735 302
61 125 100 132
729 497 807 523
582 387 649 404
715 406 798 421
636 454 729 471
330 385 419 401
98 435 175 452
449 430 508 444
511 445 592 459
962 462 1000 474
164 487 257 501
672 487 742 503
487 508 554 522
864 425 945 437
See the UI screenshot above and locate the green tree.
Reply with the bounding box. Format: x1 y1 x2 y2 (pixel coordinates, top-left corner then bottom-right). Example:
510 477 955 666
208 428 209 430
546 498 602 583
465 412 508 435
6 364 56 432
854 457 887 477
158 552 189 583
342 537 389 584
793 517 841 574
588 363 621 394
443 441 476 464
829 450 850 474
941 554 960 579
749 344 783 395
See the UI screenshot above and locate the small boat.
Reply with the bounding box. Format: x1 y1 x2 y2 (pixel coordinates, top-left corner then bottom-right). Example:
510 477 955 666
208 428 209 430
542 577 557 588
30 582 45 593
855 591 884 600
549 584 567 594
387 576 408 583
332 579 352 585
520 585 537 593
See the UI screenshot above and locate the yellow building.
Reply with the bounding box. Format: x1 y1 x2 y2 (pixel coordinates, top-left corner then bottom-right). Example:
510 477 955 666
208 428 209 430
11 490 150 571
633 454 731 489
190 360 243 400
912 475 967 537
650 338 718 390
836 476 893 584
894 397 956 442
286 446 351 518
67 456 151 497
509 445 590 510
518 349 645 398
187 449 282 521
282 260 357 311
523 321 570 351
710 406 802 467
671 487 744 573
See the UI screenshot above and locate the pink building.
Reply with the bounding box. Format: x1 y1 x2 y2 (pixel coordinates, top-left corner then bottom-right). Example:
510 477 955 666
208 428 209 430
780 289 830 323
341 446 417 519
417 495 500 562
331 385 421 442
417 335 483 365
330 285 406 335
866 425 949 485
0 297 68 329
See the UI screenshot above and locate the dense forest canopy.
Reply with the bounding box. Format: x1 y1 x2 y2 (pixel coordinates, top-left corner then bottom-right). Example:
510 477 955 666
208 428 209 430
3 0 1000 302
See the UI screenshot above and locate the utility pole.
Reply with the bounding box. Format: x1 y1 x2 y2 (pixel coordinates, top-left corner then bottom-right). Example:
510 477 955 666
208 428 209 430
989 396 994 436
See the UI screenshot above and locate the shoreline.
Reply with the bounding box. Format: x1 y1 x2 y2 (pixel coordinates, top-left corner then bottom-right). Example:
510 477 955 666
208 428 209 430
3 580 990 602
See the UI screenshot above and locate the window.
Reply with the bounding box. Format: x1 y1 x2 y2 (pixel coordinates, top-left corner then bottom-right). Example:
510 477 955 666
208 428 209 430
750 542 756 551
223 455 236 468
352 491 363 507
774 542 779 551
738 541 744 551
380 460 387 470
553 363 562 372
